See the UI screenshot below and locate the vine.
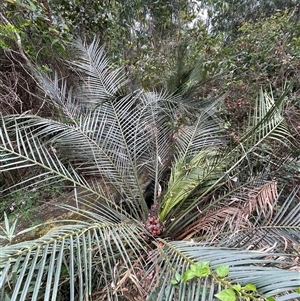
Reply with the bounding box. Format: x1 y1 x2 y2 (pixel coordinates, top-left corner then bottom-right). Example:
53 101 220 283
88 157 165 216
171 261 277 301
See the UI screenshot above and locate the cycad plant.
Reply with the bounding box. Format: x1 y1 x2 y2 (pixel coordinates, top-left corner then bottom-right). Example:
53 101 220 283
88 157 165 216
0 39 299 301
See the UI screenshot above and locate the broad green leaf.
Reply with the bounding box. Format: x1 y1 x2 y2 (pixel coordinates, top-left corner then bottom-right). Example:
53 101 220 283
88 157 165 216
171 272 181 285
232 284 241 292
190 264 197 272
243 283 257 292
182 269 196 282
215 288 236 301
195 261 211 277
196 261 210 268
265 297 276 301
216 265 229 278
297 287 300 293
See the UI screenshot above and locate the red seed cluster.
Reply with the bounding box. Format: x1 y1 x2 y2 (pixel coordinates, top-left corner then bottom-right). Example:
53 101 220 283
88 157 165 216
144 215 163 236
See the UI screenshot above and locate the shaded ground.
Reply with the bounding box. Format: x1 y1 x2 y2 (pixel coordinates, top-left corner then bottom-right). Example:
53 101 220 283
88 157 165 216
0 187 105 245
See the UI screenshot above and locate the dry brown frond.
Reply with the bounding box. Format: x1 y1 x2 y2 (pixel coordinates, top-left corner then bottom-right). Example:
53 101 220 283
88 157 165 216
176 206 250 240
176 180 278 240
243 180 278 224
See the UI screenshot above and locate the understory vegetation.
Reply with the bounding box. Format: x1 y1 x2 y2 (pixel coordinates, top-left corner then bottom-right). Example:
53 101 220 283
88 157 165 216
0 1 300 300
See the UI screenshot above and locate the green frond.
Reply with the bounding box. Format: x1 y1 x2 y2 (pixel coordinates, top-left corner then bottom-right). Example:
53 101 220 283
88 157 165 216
149 241 299 301
159 148 223 222
223 89 294 178
0 217 148 301
1 38 298 301
37 71 79 121
158 99 225 224
71 38 128 104
0 115 90 190
174 100 224 159
158 88 296 236
242 89 293 149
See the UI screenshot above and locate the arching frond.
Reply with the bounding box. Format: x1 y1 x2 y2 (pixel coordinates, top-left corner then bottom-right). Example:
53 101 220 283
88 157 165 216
0 87 183 219
215 186 300 254
0 211 149 301
148 241 299 301
1 38 298 301
0 115 91 192
37 71 80 121
158 99 226 225
242 89 293 150
176 179 279 240
174 100 224 159
159 88 296 235
71 38 128 104
159 148 223 223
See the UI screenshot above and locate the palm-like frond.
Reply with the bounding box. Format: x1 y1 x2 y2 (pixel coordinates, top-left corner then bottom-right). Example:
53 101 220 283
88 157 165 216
37 71 79 120
71 38 128 104
241 89 293 154
1 39 299 301
177 179 279 240
33 40 218 218
0 40 200 300
0 115 90 192
0 209 149 301
215 185 300 254
159 148 223 223
159 87 296 236
149 241 299 301
158 100 225 225
0 91 177 220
